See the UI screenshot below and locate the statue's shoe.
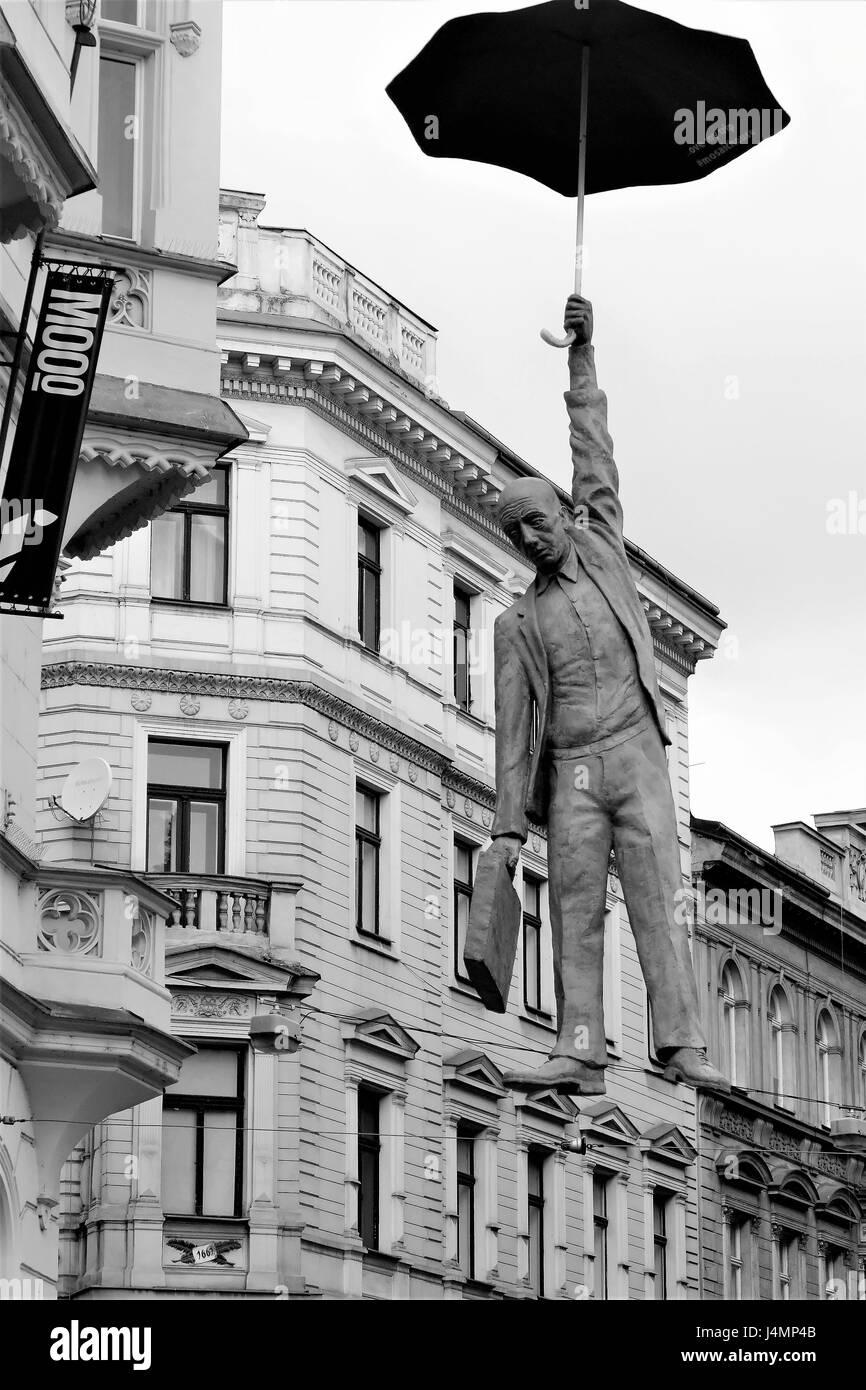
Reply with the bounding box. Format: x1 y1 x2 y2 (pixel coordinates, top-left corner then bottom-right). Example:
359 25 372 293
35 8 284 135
662 1047 731 1094
503 1057 606 1096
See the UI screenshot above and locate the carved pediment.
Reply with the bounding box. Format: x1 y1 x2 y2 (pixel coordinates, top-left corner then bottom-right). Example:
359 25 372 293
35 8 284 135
345 456 417 515
165 943 310 993
640 1122 697 1167
516 1088 578 1124
340 1009 420 1062
443 1049 507 1099
578 1100 640 1147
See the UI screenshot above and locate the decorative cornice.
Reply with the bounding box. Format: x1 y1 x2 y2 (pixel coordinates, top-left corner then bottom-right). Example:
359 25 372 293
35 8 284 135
41 662 449 775
0 85 64 242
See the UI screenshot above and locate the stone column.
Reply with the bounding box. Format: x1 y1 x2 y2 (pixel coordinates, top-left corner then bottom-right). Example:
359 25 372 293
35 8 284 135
581 1159 596 1295
247 1044 280 1291
515 1138 530 1286
551 1151 568 1297
342 1073 363 1299
479 1127 500 1281
749 1215 762 1300
443 1112 459 1268
674 1193 689 1299
128 1096 165 1289
613 1171 630 1299
641 1178 656 1300
386 1091 406 1256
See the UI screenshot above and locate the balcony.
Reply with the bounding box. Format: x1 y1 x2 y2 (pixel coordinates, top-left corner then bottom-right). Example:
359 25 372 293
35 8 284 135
217 190 438 392
0 849 191 1197
145 872 302 956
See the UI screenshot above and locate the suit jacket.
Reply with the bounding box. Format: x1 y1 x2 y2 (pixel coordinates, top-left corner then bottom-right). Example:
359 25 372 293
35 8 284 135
492 344 669 842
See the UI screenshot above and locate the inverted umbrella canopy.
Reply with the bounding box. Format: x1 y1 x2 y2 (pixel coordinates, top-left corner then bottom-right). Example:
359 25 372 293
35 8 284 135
386 0 790 198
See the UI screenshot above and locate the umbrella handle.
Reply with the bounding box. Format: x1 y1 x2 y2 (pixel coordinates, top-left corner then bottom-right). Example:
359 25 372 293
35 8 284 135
541 47 589 353
540 327 576 349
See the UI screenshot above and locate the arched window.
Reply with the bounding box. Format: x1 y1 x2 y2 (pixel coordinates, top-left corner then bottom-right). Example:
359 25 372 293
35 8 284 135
816 1010 843 1127
769 985 797 1110
720 961 749 1088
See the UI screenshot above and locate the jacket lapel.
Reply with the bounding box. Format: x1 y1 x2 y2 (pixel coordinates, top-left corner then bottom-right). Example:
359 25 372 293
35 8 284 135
516 579 547 693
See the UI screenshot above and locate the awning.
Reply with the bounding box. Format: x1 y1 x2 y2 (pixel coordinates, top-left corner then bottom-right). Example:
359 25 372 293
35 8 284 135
62 376 247 562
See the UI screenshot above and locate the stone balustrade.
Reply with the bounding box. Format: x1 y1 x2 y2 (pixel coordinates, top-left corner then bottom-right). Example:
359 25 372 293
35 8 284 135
147 873 272 936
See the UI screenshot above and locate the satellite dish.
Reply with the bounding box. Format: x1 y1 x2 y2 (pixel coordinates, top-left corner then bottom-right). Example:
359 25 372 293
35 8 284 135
59 757 112 822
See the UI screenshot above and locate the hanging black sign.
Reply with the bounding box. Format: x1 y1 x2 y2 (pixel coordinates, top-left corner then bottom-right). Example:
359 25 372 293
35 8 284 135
0 263 114 615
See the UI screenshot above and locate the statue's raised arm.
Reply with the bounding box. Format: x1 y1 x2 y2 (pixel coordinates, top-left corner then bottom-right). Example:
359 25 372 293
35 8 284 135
563 296 624 542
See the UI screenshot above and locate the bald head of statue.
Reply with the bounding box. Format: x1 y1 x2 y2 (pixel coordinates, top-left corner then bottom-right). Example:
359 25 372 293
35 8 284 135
497 477 573 575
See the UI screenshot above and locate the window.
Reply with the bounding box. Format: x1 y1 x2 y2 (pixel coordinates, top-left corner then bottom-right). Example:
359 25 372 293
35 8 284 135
822 1245 842 1299
456 1126 476 1279
720 962 749 1088
727 1215 746 1300
527 1150 546 1297
355 786 382 937
453 584 472 712
593 1174 610 1300
817 1010 842 1128
101 0 142 22
859 1031 866 1111
653 1192 669 1300
146 740 226 873
97 54 138 238
523 874 544 1013
357 1087 381 1250
357 518 381 652
151 466 229 605
775 1229 795 1300
453 839 475 984
769 986 797 1109
162 1047 244 1217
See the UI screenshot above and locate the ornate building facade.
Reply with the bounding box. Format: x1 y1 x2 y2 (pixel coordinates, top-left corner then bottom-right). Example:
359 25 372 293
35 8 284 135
35 188 732 1298
0 0 242 1298
691 811 866 1300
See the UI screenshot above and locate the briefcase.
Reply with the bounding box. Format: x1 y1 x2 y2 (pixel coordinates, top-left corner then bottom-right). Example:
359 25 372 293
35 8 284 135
463 847 522 1012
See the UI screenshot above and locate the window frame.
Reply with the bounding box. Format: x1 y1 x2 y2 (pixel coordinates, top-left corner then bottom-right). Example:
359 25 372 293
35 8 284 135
145 738 227 875
522 872 545 1016
357 1085 382 1251
162 1045 245 1219
357 516 382 653
653 1191 669 1300
453 836 476 986
453 582 473 713
720 960 750 1089
354 783 383 940
527 1148 546 1299
97 47 143 242
593 1172 610 1301
150 464 230 608
456 1124 477 1280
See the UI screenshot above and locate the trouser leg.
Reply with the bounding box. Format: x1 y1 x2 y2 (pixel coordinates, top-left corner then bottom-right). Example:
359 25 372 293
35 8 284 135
547 754 612 1066
607 727 705 1056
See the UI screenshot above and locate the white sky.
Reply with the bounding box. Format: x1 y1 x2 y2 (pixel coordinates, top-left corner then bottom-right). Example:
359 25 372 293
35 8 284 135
221 0 866 851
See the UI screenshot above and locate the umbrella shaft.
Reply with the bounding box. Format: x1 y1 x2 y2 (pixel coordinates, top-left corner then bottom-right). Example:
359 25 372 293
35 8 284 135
574 46 590 295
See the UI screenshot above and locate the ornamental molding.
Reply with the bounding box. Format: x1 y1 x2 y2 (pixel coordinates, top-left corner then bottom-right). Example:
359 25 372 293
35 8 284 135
37 887 102 957
0 86 64 242
171 991 253 1018
108 266 152 330
221 357 500 517
169 19 202 56
849 847 866 903
41 662 449 775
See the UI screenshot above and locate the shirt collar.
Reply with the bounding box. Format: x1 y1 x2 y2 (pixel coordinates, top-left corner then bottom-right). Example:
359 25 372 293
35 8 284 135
535 541 578 594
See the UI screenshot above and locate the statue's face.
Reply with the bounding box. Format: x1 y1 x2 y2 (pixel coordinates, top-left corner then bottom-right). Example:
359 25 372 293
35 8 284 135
502 497 571 574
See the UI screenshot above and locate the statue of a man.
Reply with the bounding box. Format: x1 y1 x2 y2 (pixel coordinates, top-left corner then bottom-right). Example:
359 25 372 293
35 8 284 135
490 295 729 1098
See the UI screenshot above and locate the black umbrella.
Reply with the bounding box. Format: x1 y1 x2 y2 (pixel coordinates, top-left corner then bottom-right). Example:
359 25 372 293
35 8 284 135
387 0 790 344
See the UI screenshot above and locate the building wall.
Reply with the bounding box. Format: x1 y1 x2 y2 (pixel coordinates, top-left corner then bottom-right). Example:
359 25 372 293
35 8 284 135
37 194 728 1298
691 817 866 1302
